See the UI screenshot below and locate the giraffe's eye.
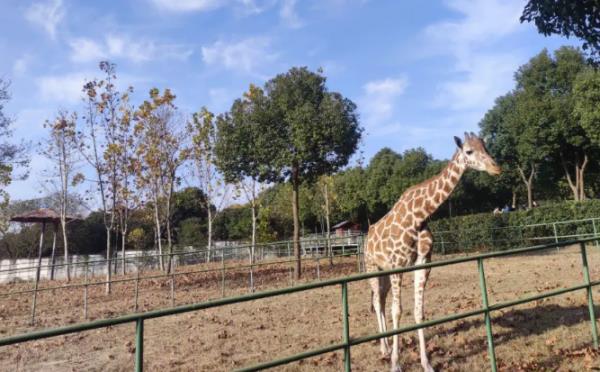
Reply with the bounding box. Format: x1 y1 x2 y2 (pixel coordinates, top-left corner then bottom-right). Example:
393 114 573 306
466 150 473 155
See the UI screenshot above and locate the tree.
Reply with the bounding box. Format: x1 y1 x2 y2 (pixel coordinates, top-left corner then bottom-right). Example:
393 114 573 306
187 108 229 262
81 61 133 292
0 79 28 243
234 67 361 279
215 85 271 266
574 68 600 147
133 87 187 272
521 1 600 62
40 112 83 281
480 93 525 208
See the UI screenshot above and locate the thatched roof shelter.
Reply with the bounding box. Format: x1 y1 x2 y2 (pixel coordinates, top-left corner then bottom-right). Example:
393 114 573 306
9 208 75 224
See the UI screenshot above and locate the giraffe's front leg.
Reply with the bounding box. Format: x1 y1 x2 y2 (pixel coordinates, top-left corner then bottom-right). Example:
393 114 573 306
414 229 434 372
389 273 403 372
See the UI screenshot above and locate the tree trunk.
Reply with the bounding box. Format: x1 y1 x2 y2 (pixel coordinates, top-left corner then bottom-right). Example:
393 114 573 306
251 202 256 265
166 217 173 273
561 153 589 202
291 167 301 280
580 154 588 201
207 206 212 263
324 183 332 267
511 190 517 209
517 164 535 210
121 226 127 276
61 218 70 281
153 195 164 271
105 227 111 293
50 224 57 280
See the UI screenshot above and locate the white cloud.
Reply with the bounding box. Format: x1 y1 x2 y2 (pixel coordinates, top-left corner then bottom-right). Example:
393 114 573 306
13 55 32 76
423 0 525 111
358 77 408 136
435 53 520 111
150 0 273 13
151 0 229 12
68 35 193 64
201 37 278 75
280 0 303 28
69 38 106 63
24 0 65 40
37 73 88 104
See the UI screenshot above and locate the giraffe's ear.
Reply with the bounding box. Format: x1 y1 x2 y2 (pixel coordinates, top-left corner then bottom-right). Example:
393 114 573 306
454 136 463 149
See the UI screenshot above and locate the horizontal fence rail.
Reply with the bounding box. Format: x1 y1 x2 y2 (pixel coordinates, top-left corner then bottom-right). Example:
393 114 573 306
1 237 599 371
432 216 600 254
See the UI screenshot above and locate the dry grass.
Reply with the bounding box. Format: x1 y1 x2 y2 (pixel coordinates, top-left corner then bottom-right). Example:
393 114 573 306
1 245 600 371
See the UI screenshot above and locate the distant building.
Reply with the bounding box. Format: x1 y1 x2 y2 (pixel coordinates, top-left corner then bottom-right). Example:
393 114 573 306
331 220 361 236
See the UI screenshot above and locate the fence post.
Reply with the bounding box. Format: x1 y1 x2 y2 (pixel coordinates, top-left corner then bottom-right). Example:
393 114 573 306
221 248 225 298
135 318 144 372
593 219 599 248
170 253 175 307
553 223 559 243
580 242 599 348
341 282 351 372
477 258 497 372
316 257 320 280
440 234 446 255
287 241 293 285
134 269 140 313
83 260 89 320
249 246 255 293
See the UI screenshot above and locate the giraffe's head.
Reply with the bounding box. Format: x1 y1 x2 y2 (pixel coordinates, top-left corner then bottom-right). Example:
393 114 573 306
454 132 501 176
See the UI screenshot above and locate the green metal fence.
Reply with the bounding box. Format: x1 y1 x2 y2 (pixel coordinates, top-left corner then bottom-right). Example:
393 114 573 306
1 237 599 371
433 216 600 254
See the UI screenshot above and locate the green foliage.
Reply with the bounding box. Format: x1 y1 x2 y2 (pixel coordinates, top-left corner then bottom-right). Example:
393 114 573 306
430 199 600 253
574 68 600 147
521 1 600 62
178 217 207 247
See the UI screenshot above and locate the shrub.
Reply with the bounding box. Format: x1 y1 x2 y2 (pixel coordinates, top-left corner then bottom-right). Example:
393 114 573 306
430 199 600 253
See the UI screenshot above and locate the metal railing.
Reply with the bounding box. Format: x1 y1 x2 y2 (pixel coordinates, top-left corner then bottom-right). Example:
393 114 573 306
1 237 598 371
0 235 363 325
433 216 600 254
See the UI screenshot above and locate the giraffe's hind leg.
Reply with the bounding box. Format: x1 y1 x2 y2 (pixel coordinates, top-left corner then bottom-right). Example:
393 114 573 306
367 262 391 357
414 228 434 372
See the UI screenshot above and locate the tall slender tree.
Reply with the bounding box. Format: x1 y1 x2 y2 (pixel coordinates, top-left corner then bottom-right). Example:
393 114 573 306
40 112 82 281
187 108 229 262
81 61 132 292
134 88 187 272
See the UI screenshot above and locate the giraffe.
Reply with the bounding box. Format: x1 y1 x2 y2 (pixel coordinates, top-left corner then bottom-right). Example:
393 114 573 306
365 132 501 372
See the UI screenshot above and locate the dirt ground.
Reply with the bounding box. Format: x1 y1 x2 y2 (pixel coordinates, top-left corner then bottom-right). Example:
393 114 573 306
1 245 600 371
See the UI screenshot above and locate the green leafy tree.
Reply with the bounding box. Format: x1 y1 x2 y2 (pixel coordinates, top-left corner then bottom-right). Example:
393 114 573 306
215 85 269 264
480 93 524 208
0 79 28 242
229 67 361 278
573 68 600 180
521 1 600 62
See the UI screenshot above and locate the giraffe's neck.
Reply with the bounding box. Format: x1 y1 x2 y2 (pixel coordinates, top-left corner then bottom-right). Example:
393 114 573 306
404 150 467 226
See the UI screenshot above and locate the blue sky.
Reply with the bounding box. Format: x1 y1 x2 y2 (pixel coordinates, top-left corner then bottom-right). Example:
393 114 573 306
1 0 580 201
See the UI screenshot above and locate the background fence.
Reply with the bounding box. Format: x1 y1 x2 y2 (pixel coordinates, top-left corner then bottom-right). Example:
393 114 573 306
0 237 598 372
